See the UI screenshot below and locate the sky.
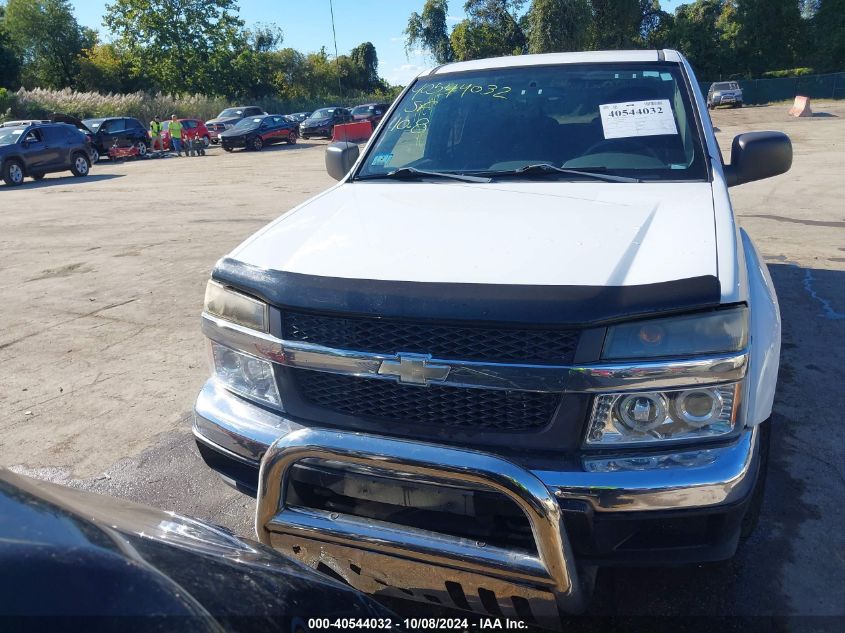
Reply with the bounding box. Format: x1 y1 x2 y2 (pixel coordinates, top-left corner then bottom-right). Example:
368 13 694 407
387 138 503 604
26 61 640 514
69 0 687 86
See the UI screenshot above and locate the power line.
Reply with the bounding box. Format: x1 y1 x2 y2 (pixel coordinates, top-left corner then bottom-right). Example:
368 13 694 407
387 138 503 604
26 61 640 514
329 0 343 99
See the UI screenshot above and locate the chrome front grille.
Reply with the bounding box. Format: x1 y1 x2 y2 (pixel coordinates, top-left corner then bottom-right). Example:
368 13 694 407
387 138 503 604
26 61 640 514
290 368 560 431
282 310 580 364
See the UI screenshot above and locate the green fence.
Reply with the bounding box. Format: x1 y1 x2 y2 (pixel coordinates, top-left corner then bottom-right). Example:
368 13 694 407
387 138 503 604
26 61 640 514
698 72 845 105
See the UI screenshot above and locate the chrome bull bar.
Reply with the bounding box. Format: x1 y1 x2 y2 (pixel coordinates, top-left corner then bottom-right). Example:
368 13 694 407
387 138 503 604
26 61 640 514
256 428 585 625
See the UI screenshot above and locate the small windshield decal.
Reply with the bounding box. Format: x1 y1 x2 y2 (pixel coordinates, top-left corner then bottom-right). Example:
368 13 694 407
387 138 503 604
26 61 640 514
599 99 678 139
371 152 393 166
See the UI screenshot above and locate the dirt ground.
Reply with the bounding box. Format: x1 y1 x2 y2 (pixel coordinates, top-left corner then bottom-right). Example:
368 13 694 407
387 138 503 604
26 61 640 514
0 138 336 477
1 101 844 620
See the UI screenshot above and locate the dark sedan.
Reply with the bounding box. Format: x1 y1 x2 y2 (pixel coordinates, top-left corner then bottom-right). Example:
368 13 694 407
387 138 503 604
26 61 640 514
0 123 92 186
299 107 351 139
220 115 298 152
351 103 391 127
0 468 395 629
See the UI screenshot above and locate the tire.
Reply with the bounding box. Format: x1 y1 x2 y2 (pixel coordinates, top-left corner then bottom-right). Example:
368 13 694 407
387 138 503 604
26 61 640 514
70 152 91 177
301 135 309 140
223 146 233 153
31 173 45 181
740 419 771 540
2 159 25 186
90 148 100 163
202 135 210 148
252 136 264 151
137 142 148 157
287 132 297 145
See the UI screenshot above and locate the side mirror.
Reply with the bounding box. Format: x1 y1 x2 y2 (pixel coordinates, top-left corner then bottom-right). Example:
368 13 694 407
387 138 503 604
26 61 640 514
325 141 359 181
724 131 792 187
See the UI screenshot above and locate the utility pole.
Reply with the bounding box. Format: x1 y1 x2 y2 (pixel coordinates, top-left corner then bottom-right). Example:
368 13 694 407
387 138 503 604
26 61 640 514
329 0 343 99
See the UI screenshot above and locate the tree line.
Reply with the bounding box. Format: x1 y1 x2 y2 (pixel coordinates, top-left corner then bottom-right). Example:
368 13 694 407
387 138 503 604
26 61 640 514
406 0 845 80
0 0 393 101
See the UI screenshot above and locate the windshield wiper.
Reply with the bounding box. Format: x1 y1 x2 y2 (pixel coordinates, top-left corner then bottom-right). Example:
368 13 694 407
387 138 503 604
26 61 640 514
357 167 491 183
480 163 640 183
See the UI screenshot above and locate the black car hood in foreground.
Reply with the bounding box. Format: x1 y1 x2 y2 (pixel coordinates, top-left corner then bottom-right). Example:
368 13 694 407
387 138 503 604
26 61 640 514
0 469 393 631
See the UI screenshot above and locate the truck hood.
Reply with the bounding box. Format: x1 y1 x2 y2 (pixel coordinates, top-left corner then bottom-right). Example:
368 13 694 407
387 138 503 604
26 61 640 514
206 117 241 126
231 181 718 288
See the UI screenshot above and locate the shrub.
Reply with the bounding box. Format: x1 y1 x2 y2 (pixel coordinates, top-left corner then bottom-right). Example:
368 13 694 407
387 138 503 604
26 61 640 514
0 87 13 121
762 68 815 79
9 87 402 123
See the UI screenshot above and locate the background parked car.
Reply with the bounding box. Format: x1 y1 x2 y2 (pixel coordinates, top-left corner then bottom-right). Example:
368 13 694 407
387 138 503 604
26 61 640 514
351 103 391 128
299 107 352 139
205 106 267 144
0 122 92 185
287 111 311 123
81 116 150 159
160 118 210 150
707 81 744 108
220 114 298 152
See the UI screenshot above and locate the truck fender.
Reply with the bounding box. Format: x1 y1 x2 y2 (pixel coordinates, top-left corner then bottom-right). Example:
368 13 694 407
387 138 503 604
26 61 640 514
741 228 781 426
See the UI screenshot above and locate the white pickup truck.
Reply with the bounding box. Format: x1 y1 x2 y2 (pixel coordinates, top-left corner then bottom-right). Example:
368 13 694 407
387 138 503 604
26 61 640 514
194 50 791 625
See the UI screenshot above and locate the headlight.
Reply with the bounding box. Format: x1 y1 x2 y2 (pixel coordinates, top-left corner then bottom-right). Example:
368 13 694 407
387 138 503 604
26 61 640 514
209 341 281 407
585 383 740 446
602 307 747 360
204 280 267 332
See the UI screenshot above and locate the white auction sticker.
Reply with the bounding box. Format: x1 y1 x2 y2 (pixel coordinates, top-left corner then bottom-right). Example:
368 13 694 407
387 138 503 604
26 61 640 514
599 99 678 139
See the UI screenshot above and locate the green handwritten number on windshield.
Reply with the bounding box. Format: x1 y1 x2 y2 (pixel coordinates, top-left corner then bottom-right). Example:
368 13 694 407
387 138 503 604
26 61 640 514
390 81 512 135
411 118 429 134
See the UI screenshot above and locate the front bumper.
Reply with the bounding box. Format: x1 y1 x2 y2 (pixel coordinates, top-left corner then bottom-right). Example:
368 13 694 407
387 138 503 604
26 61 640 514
220 136 248 149
300 125 331 136
711 95 741 105
196 378 759 518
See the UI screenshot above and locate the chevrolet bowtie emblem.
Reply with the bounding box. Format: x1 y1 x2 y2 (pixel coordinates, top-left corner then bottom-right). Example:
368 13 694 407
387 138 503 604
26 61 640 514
377 353 451 386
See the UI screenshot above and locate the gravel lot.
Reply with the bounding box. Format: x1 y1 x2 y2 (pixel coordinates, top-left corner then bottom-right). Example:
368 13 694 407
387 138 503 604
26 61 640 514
2 102 844 623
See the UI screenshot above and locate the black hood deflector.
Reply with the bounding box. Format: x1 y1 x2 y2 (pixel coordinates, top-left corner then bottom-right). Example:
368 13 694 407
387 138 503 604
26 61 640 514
212 258 722 326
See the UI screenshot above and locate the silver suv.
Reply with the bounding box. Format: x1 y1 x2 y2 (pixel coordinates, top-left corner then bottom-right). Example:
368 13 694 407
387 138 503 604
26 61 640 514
708 81 744 108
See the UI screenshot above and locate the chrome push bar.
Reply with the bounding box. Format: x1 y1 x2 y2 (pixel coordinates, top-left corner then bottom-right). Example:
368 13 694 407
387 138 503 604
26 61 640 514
256 428 586 626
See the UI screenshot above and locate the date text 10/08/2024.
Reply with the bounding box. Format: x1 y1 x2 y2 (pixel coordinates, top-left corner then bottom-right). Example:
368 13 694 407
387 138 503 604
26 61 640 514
306 617 530 630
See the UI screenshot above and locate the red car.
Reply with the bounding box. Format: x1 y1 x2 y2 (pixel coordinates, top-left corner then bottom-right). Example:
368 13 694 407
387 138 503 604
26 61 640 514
154 118 210 151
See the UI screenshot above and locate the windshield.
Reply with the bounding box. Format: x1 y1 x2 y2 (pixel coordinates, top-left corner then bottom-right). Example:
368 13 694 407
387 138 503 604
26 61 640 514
0 127 26 146
357 63 708 182
713 82 738 91
83 118 105 130
234 117 263 130
352 106 374 116
310 108 335 119
219 108 244 118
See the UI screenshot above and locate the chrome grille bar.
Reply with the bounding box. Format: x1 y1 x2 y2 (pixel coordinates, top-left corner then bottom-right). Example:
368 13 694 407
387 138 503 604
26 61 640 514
203 313 748 394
